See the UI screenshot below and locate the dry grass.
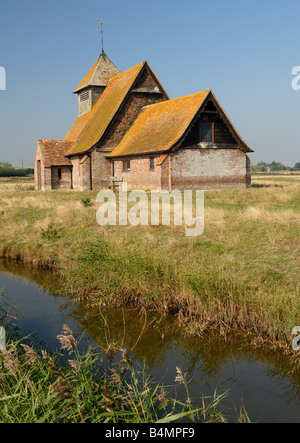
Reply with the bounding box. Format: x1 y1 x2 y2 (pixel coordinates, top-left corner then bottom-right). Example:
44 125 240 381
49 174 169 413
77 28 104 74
0 175 299 347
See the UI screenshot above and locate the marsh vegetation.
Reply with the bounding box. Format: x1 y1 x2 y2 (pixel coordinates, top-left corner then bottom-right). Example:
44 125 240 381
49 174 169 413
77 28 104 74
0 175 299 348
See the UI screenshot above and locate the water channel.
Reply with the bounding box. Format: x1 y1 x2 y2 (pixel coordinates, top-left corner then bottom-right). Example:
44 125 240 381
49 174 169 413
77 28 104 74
0 258 299 423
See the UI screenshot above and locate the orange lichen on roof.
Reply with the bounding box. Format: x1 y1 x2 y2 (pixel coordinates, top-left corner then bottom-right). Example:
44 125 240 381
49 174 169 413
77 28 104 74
66 62 145 156
38 140 73 167
74 53 121 93
108 90 211 158
64 111 94 143
74 59 99 93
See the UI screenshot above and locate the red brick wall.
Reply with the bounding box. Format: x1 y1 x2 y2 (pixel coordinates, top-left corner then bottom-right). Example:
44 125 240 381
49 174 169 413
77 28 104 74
82 157 91 190
34 143 52 191
71 155 91 191
113 156 162 190
161 156 171 191
35 155 72 191
51 166 72 190
112 148 249 192
91 150 112 190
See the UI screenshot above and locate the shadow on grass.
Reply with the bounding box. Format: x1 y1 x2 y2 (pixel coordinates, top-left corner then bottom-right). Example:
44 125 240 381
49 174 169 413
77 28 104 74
251 183 284 188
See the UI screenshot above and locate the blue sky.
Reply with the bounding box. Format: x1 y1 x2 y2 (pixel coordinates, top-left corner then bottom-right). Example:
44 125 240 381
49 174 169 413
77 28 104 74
0 0 299 167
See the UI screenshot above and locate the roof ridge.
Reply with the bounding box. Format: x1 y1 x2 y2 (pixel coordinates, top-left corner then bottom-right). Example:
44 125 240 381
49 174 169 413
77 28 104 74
142 89 211 109
109 61 145 80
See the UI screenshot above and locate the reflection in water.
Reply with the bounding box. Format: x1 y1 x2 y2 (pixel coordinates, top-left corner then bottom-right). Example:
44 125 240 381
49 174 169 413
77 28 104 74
0 258 299 423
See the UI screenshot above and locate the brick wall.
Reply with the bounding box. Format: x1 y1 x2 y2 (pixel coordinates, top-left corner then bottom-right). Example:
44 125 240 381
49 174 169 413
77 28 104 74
34 143 52 191
34 143 43 190
70 155 92 191
99 92 165 151
43 168 52 190
113 155 162 190
170 147 249 190
51 166 72 189
111 148 249 192
246 155 251 188
91 150 112 189
161 155 171 191
71 156 82 191
81 156 91 190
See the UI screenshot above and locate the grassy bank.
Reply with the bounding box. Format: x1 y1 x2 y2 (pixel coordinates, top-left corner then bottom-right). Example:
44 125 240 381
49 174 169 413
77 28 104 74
0 176 299 347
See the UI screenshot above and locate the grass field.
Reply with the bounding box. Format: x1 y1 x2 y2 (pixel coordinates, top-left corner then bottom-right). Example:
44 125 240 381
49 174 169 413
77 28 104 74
0 175 299 348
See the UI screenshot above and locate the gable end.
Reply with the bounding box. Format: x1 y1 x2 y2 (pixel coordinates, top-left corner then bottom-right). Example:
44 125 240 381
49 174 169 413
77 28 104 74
176 92 252 153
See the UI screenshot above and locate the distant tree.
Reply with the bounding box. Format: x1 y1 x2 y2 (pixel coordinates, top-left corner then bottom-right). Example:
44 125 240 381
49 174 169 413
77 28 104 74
276 162 286 170
251 161 267 172
0 162 13 169
0 162 33 177
270 161 286 171
293 162 300 171
251 160 291 172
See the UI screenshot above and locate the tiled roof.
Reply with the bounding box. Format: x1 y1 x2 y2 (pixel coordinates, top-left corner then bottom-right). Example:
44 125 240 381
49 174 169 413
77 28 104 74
74 52 121 93
65 61 146 156
108 90 211 158
38 140 73 167
64 111 93 143
108 89 253 158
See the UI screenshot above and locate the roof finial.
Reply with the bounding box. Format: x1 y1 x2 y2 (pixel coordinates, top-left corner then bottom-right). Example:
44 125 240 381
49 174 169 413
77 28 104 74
98 21 105 56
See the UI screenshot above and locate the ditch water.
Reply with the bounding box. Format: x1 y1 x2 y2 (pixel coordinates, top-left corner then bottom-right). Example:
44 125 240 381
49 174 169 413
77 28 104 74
0 258 299 423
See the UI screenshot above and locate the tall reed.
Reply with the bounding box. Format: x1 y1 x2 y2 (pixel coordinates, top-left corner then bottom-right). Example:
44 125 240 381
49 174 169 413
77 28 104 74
0 325 249 423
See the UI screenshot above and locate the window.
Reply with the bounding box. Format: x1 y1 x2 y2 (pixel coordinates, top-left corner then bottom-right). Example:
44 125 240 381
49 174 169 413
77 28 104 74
123 160 130 171
200 121 213 143
150 157 155 170
58 168 62 180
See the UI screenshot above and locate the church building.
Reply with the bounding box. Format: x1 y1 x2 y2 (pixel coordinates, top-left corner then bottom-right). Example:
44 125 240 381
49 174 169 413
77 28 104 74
34 48 253 192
